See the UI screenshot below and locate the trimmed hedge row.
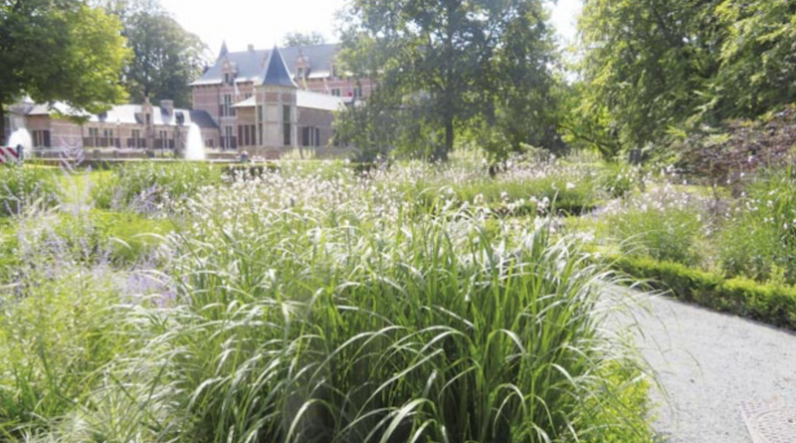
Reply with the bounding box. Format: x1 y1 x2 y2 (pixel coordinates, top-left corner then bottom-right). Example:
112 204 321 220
609 255 796 330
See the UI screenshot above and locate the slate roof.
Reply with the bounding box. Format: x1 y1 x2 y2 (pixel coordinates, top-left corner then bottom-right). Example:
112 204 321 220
232 90 345 112
192 43 338 86
263 46 298 88
25 103 218 129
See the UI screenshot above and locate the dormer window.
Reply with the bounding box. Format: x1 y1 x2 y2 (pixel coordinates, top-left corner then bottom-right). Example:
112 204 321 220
297 68 304 79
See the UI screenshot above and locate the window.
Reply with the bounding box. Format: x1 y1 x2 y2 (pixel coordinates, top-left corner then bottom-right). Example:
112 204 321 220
104 129 115 147
332 65 338 79
146 114 151 125
222 95 234 117
206 139 214 148
224 126 234 150
283 105 292 146
331 89 341 97
236 125 256 147
297 68 304 79
354 87 363 98
31 130 51 148
315 128 321 147
159 130 168 149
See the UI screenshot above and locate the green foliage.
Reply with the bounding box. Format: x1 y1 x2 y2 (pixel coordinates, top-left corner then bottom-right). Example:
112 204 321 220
719 169 796 285
399 171 599 216
577 0 796 157
599 164 638 199
578 0 720 152
0 265 126 436
143 208 646 442
0 0 130 142
607 199 705 266
106 0 207 108
560 82 623 162
92 162 222 210
612 255 796 330
581 363 655 443
0 166 60 217
714 0 796 118
282 31 326 47
338 0 560 158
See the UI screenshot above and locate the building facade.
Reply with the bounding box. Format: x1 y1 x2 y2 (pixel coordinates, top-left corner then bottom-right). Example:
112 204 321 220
6 99 218 153
191 43 372 155
5 44 367 157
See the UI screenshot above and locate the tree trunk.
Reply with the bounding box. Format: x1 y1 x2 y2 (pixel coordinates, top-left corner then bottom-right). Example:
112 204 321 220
443 118 454 160
0 101 6 146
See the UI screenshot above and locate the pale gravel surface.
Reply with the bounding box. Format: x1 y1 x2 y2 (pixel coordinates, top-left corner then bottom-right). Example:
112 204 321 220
612 287 796 442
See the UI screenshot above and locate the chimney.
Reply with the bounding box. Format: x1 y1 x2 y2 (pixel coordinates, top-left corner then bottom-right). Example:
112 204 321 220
160 100 174 116
248 44 255 52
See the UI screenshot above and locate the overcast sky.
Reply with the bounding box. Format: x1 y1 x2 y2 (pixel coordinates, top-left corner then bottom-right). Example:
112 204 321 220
158 0 583 57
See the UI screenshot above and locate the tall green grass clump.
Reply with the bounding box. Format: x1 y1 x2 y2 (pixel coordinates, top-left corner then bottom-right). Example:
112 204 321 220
92 162 221 211
720 169 796 284
100 182 651 442
0 165 60 216
605 185 706 266
0 248 127 438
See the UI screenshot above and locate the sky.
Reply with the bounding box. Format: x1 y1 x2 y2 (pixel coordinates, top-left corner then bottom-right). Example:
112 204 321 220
159 0 583 57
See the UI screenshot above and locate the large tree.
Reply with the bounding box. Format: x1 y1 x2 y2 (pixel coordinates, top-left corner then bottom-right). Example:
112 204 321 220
577 0 723 155
576 0 796 159
338 0 559 160
0 0 130 144
106 0 207 108
712 0 796 119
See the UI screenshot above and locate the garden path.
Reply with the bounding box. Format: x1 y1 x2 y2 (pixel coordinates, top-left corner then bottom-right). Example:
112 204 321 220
611 287 796 443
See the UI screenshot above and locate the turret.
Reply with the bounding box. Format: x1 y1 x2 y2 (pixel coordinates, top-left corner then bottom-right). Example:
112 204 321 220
255 46 298 153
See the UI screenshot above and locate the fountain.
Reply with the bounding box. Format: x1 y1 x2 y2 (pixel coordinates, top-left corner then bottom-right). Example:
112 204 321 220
7 128 32 150
184 123 206 161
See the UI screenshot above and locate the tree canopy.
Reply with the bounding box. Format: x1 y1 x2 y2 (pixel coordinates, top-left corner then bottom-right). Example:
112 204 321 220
105 0 207 108
337 0 560 161
0 0 130 143
575 0 796 160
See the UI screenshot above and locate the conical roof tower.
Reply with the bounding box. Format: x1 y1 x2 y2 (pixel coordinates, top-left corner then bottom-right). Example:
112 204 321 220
262 46 298 88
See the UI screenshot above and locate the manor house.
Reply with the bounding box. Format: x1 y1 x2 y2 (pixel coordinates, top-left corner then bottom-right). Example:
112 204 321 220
4 43 372 157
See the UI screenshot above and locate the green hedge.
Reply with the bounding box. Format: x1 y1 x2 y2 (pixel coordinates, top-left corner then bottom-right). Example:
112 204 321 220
610 255 796 330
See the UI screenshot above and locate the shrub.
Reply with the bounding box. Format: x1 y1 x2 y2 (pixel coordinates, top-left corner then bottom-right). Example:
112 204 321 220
92 162 221 211
611 255 796 330
719 169 796 285
0 165 60 216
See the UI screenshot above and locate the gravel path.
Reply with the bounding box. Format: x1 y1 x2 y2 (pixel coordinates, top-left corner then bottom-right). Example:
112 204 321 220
613 288 796 442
